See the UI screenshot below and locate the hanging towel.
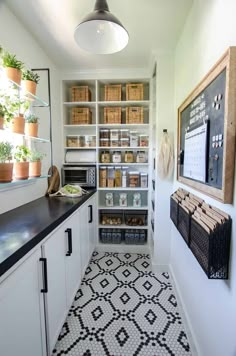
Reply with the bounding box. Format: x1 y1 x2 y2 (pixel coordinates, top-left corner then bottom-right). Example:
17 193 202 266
45 165 60 196
157 130 174 179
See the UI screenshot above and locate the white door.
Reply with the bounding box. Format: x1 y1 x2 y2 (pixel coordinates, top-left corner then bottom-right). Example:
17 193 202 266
0 249 46 356
42 224 67 355
65 211 82 308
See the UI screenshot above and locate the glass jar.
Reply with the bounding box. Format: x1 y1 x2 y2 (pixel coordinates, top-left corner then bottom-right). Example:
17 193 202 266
112 151 122 163
140 172 148 187
119 193 127 207
129 171 140 187
120 129 129 139
122 168 128 188
101 151 110 163
133 193 141 207
107 167 115 187
105 193 114 207
136 151 147 163
120 138 130 147
99 167 107 187
125 151 134 163
100 129 110 139
111 139 120 147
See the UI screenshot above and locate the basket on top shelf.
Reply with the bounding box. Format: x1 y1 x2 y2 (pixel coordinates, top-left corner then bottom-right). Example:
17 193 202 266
104 84 122 101
104 107 122 124
71 86 91 102
71 108 92 125
126 107 144 124
126 83 144 101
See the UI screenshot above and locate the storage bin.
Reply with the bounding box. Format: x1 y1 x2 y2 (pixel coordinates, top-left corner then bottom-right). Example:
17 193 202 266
126 107 144 124
105 84 122 101
100 210 123 225
100 229 123 244
71 86 91 102
126 83 144 101
170 195 179 227
125 210 147 226
66 135 85 147
71 108 92 125
124 229 147 245
104 107 122 124
178 204 191 245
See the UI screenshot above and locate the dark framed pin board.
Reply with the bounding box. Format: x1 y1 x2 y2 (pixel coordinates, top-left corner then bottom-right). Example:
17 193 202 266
177 47 236 203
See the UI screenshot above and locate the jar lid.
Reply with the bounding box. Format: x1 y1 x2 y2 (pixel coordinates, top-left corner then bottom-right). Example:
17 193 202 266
115 166 121 169
110 129 119 132
120 138 129 141
100 129 110 132
100 138 110 141
113 151 121 153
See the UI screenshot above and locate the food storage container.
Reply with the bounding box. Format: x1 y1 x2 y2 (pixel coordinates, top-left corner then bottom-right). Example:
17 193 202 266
122 168 128 187
100 129 110 139
101 151 110 163
112 151 122 163
120 138 130 147
125 151 134 163
115 166 122 187
84 135 96 147
100 138 110 147
139 134 149 147
133 193 141 207
130 131 139 147
110 129 119 140
99 167 107 187
119 193 127 207
120 129 129 139
111 139 120 147
105 193 114 207
107 167 115 187
129 171 140 187
140 172 148 188
136 151 147 163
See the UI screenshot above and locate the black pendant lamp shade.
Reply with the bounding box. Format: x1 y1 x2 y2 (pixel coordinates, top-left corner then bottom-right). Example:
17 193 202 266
74 0 129 54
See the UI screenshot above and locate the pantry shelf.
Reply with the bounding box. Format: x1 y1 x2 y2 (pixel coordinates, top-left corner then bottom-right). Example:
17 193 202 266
98 163 149 166
98 124 149 128
98 100 150 107
98 146 149 150
98 206 148 210
98 188 149 191
64 147 96 150
64 125 96 128
98 224 148 230
63 101 96 107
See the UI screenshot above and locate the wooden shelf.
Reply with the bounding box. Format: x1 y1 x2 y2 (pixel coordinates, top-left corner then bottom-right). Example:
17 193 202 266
98 224 148 230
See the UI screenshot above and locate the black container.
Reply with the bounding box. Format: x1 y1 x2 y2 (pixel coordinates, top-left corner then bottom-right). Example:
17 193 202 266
170 196 179 227
177 204 191 246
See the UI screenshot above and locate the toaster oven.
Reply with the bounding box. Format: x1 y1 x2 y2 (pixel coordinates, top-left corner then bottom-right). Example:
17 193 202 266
62 165 96 187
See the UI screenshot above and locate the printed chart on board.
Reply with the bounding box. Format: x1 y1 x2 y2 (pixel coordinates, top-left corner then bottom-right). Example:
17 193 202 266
183 123 208 182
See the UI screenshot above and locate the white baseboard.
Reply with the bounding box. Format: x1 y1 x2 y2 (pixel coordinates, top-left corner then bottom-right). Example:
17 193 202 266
169 265 201 356
151 262 170 273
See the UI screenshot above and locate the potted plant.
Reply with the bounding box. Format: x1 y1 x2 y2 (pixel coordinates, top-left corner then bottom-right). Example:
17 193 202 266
29 150 45 177
0 141 13 182
24 114 39 137
6 97 30 134
14 145 30 180
1 50 24 85
22 69 40 96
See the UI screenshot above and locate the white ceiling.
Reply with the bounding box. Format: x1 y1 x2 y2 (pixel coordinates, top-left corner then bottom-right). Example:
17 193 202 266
6 0 193 70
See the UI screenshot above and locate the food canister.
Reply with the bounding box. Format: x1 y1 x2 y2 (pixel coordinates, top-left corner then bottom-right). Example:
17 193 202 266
100 129 110 139
139 134 149 147
110 129 119 140
100 138 110 147
101 151 110 163
136 151 147 163
112 151 122 163
115 166 122 187
120 138 130 147
125 151 134 163
111 138 120 147
140 172 148 188
130 131 138 147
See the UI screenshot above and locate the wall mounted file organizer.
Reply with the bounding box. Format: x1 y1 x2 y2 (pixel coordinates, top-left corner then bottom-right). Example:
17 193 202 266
170 188 231 279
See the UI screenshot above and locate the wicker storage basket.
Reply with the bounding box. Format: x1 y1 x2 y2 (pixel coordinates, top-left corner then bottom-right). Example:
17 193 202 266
71 108 92 125
104 107 122 124
71 86 91 102
126 107 144 124
105 84 122 101
126 83 144 101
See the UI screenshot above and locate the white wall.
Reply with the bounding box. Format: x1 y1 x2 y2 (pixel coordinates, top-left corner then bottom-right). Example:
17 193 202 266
172 1 236 355
0 4 62 213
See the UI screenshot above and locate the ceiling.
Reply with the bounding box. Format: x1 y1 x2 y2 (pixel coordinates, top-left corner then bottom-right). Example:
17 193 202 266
6 0 193 70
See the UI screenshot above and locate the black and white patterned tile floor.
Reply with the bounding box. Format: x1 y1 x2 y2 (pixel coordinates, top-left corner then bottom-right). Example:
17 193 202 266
52 251 192 356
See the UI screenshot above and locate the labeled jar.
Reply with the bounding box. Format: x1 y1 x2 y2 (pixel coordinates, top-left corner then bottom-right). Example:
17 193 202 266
105 193 114 207
129 171 140 187
101 151 110 163
119 193 127 207
139 134 149 147
136 151 147 163
100 129 110 139
100 138 110 147
112 151 122 163
125 151 134 163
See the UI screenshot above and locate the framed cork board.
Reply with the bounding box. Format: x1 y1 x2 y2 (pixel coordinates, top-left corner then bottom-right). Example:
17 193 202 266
177 47 236 203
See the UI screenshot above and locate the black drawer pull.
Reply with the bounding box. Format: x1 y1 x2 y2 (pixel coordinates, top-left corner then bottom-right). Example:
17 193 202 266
65 228 73 256
88 205 93 223
40 258 48 293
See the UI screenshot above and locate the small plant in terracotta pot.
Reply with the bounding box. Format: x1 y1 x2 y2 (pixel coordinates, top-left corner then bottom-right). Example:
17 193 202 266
22 69 40 96
14 145 30 180
0 141 13 182
1 49 24 85
29 150 45 177
24 114 39 137
0 103 7 130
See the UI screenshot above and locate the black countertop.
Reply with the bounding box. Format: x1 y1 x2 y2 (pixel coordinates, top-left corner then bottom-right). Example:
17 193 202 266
0 190 96 278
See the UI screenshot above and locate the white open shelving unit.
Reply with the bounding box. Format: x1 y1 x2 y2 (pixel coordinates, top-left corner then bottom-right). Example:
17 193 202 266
62 78 152 249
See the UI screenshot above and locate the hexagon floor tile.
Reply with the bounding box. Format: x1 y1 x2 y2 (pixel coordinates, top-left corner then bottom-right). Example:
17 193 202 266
52 251 192 356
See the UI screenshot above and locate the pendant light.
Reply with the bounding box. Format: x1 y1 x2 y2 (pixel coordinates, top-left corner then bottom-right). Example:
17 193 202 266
74 0 129 54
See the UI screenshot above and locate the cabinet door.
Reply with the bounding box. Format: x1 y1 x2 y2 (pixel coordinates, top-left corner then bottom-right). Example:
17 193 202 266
42 224 68 355
65 211 82 308
0 249 46 356
88 195 96 257
79 203 90 275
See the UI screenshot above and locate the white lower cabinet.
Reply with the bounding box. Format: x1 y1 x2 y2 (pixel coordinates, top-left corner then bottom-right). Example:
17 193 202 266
0 194 97 356
0 249 47 356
